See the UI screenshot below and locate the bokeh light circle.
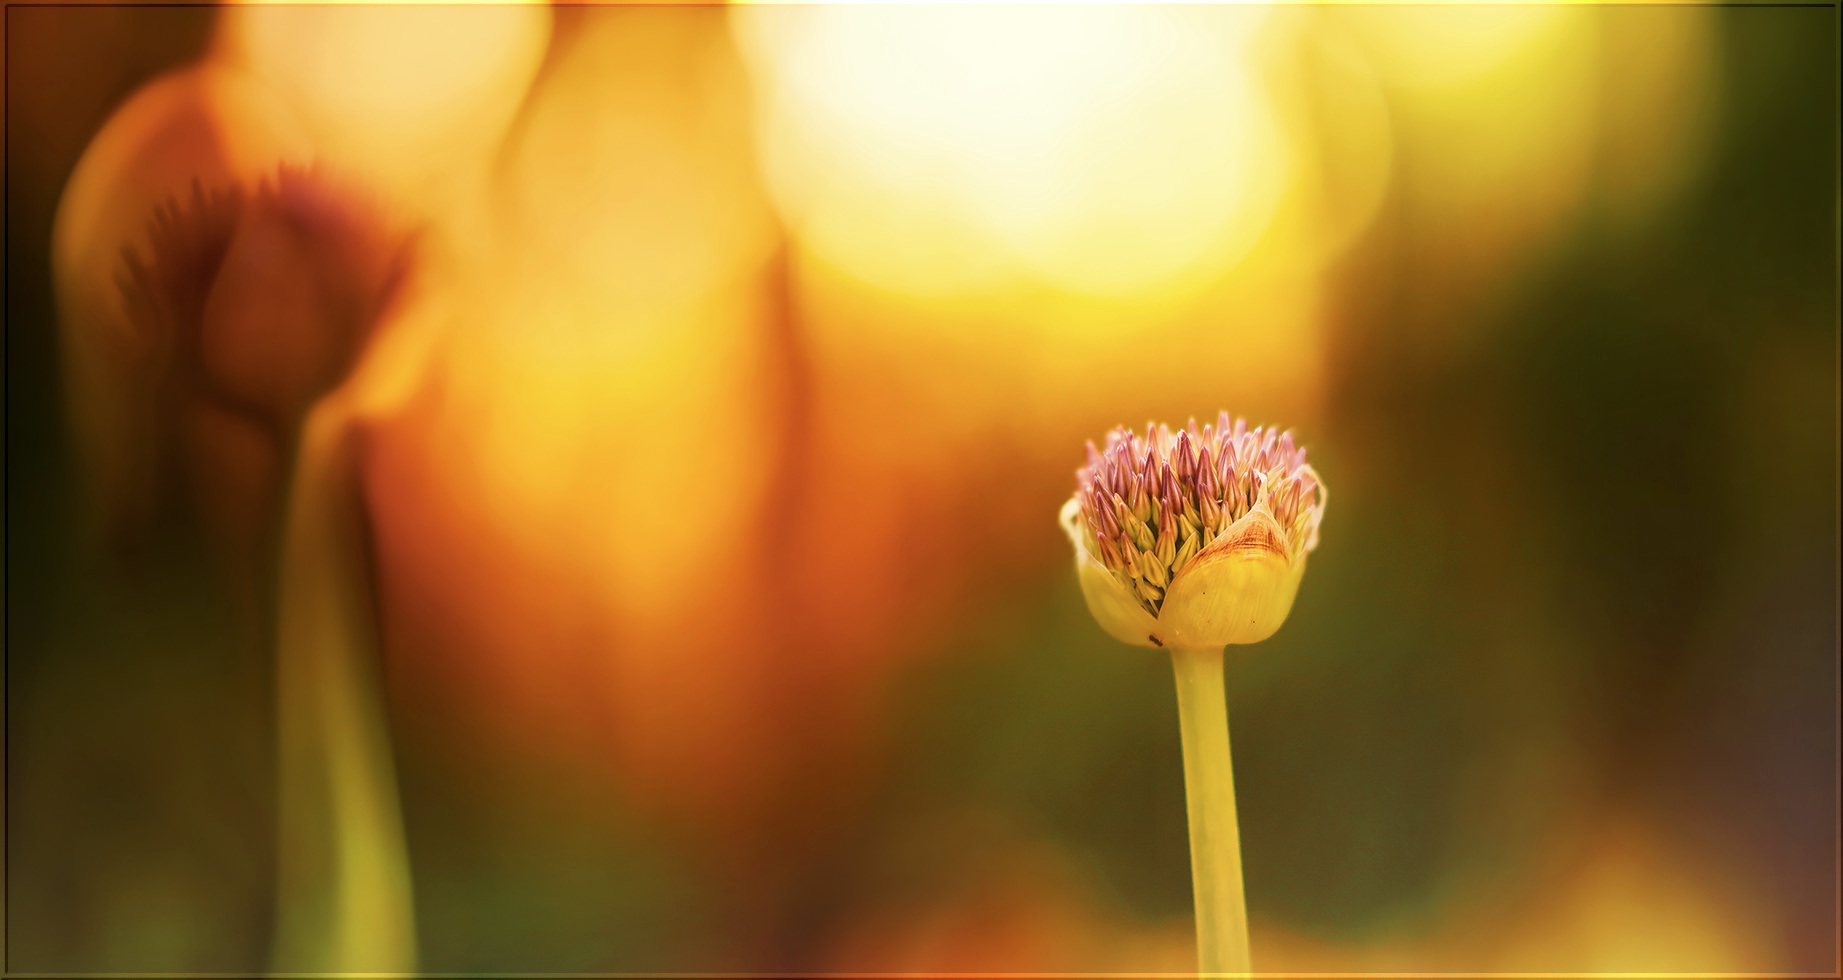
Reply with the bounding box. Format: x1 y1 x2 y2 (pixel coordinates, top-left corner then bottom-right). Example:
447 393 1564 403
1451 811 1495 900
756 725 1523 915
736 5 1291 300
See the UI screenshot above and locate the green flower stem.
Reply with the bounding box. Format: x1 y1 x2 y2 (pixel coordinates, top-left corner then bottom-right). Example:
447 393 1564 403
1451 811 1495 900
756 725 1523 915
1170 644 1251 977
269 403 416 973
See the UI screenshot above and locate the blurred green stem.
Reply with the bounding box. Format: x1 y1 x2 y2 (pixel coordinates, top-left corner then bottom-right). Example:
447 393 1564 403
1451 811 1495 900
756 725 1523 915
269 402 417 973
1170 645 1251 977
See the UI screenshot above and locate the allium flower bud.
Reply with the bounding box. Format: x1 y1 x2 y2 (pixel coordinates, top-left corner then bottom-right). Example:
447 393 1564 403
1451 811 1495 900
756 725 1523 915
55 62 409 567
1060 413 1326 649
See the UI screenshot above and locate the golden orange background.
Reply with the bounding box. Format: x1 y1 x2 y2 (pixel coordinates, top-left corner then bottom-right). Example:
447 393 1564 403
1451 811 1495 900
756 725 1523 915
5 2 1836 973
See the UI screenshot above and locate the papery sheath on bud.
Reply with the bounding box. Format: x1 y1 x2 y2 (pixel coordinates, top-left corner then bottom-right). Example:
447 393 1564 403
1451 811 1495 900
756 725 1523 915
1061 413 1326 649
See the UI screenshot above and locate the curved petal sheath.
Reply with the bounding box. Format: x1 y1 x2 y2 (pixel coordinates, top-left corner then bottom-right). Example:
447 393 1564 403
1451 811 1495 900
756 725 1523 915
1159 508 1304 648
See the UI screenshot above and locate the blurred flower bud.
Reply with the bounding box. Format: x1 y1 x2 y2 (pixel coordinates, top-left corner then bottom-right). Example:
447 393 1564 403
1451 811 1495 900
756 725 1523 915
53 63 411 569
1061 413 1326 648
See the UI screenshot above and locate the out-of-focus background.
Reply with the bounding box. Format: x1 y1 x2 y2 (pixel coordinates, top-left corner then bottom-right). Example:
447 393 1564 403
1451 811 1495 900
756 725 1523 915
5 3 1836 974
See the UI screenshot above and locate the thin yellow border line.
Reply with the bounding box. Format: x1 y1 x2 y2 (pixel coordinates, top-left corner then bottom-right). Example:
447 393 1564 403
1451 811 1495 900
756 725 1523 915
1 973 1837 979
